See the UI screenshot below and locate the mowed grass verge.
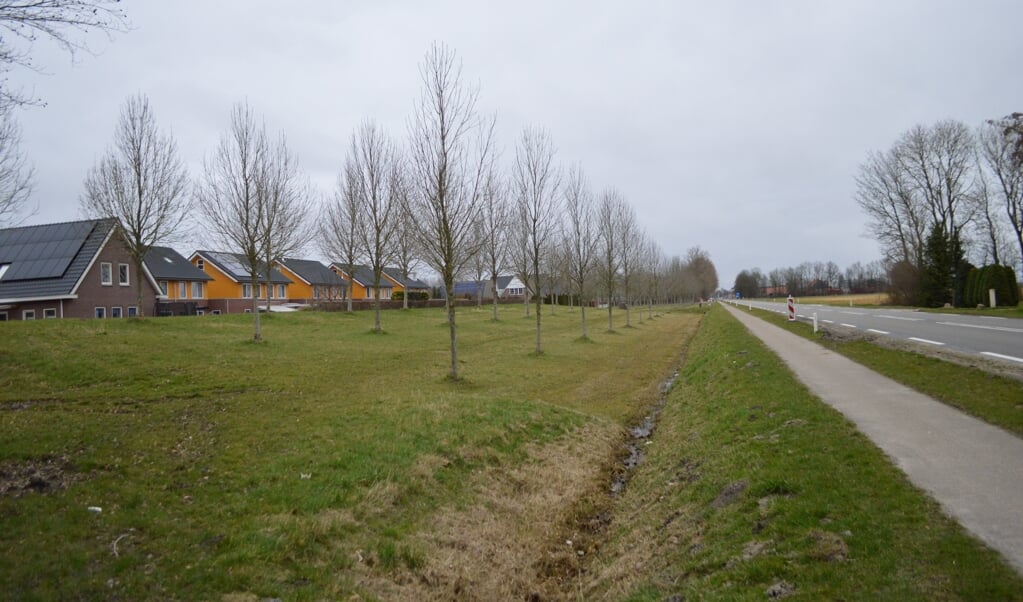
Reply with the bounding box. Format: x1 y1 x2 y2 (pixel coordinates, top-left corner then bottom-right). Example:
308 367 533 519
743 305 1023 437
585 306 1023 600
0 304 698 600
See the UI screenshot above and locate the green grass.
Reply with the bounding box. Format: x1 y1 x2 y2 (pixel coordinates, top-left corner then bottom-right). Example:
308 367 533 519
587 306 1023 600
918 303 1023 318
0 304 694 600
743 306 1023 437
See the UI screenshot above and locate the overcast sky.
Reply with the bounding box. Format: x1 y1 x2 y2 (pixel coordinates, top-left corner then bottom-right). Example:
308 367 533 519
7 1 1023 285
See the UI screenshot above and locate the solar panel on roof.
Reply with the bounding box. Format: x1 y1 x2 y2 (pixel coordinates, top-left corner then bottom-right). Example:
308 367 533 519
0 221 94 281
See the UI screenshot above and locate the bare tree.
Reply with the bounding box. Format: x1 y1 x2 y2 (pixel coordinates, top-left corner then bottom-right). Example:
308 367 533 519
348 119 400 332
0 105 31 224
196 102 268 341
562 163 597 338
0 1 128 109
855 147 927 265
406 42 495 381
259 131 312 312
979 118 1023 272
478 167 509 320
896 121 977 246
81 93 190 315
512 126 560 354
320 159 364 313
390 167 421 310
617 200 640 327
596 187 625 331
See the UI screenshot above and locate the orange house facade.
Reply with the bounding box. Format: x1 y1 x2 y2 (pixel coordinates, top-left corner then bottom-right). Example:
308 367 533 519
329 263 393 300
144 246 212 315
276 258 347 303
190 250 293 314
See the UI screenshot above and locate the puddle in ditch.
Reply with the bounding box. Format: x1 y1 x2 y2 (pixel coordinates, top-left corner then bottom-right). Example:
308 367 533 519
611 365 681 496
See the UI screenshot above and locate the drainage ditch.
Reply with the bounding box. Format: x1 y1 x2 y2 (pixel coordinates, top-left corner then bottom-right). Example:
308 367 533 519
610 363 681 495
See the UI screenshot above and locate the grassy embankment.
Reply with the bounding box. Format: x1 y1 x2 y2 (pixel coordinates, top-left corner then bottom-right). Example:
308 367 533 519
741 305 1023 437
0 304 696 600
586 306 1023 600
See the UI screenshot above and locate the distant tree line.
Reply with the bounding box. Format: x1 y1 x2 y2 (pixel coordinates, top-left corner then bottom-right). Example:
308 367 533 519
733 259 887 300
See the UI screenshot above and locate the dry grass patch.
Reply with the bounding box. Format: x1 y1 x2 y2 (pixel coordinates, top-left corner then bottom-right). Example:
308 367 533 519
353 420 622 601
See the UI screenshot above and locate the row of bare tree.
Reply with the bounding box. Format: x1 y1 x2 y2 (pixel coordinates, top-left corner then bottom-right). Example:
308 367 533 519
50 41 718 380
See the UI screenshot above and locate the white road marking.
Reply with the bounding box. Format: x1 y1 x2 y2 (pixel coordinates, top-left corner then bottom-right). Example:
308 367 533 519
840 311 865 316
877 315 924 321
840 323 857 328
981 351 1023 364
867 329 889 335
980 316 1007 320
936 321 1023 334
822 319 834 324
909 337 945 346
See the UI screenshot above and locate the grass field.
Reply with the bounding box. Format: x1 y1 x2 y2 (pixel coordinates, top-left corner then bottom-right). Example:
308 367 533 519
0 304 697 600
2 304 1022 600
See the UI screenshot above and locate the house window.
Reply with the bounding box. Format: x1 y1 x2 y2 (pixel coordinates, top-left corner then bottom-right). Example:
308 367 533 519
0 312 6 321
159 281 168 295
43 308 56 319
111 306 122 318
118 263 129 286
276 284 286 299
192 281 203 298
22 309 35 320
100 262 112 286
313 285 319 300
244 308 251 313
127 306 138 317
197 258 205 271
179 282 188 299
95 307 106 319
242 283 253 298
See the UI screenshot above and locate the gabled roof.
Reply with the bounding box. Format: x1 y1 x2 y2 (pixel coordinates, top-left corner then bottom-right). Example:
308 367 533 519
278 258 347 288
381 267 430 290
193 250 292 284
330 263 393 288
0 218 117 302
145 246 213 282
495 275 515 290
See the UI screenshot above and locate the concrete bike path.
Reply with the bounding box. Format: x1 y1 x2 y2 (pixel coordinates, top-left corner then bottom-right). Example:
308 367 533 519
723 303 1023 574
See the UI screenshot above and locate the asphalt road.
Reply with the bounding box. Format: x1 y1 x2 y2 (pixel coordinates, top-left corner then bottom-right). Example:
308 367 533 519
723 303 1023 575
726 299 1023 366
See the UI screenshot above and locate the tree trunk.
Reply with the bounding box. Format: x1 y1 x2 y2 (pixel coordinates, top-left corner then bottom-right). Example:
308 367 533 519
534 290 542 354
491 275 499 320
446 290 459 380
607 302 614 332
251 274 262 342
134 256 145 317
580 302 588 339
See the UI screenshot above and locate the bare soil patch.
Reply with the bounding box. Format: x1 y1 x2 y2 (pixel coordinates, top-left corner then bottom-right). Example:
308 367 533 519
0 456 84 497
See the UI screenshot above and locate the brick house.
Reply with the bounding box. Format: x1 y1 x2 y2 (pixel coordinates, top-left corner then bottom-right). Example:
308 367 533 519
0 218 163 320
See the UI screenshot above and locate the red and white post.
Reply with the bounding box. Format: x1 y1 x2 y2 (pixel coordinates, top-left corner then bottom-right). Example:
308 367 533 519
787 295 795 321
